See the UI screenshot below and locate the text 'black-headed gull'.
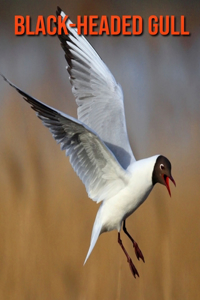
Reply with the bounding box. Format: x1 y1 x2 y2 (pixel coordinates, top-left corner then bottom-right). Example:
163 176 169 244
2 6 176 278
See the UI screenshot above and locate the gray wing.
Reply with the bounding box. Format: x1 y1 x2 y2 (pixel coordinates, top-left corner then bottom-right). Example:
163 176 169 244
56 7 136 169
3 76 130 203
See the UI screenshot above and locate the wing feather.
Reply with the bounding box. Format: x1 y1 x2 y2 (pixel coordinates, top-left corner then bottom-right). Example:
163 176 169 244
3 76 130 203
56 7 136 169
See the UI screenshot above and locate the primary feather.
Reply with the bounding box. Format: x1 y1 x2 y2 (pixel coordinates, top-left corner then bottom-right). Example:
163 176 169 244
56 8 136 169
2 75 130 203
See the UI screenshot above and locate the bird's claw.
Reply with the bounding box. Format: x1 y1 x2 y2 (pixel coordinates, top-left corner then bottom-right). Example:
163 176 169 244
133 241 145 263
128 258 139 278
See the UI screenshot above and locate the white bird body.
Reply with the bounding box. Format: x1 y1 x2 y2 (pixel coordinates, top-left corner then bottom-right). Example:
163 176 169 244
84 155 159 264
100 155 159 233
2 7 175 278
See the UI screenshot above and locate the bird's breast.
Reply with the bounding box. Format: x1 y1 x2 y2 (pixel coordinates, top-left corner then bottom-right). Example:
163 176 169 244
100 176 153 232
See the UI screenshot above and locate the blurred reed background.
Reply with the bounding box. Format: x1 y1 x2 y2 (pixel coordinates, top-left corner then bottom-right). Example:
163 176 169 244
0 0 200 299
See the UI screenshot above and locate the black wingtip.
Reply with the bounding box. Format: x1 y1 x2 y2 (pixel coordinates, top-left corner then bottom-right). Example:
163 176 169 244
1 74 14 88
1 73 7 82
56 6 62 16
1 75 33 105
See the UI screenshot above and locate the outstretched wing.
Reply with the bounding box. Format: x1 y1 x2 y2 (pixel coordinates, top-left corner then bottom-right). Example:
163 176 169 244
56 7 136 169
3 76 130 203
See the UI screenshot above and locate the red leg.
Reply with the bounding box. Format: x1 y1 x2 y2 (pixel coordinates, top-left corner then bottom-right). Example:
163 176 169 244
118 232 139 278
123 220 145 263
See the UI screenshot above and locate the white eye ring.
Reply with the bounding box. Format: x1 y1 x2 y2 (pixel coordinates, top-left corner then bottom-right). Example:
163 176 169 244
160 164 164 170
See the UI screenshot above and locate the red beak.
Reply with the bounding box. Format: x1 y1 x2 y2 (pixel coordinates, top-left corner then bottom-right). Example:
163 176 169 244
163 175 176 197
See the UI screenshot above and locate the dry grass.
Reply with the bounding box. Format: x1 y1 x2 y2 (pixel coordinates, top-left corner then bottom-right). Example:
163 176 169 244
1 71 200 300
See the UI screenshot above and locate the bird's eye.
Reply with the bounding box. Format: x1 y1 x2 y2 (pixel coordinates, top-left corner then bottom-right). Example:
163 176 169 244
160 164 165 170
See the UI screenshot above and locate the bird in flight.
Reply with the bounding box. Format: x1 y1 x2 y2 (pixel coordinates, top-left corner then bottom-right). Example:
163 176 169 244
2 6 176 278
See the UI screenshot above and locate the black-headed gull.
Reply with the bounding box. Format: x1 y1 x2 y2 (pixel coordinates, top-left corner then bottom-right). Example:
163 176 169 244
2 6 176 278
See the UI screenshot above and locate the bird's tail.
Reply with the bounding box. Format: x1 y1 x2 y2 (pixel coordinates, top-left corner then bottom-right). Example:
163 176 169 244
84 205 103 265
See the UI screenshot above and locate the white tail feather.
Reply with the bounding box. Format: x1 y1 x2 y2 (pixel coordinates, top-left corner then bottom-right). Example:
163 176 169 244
84 206 103 265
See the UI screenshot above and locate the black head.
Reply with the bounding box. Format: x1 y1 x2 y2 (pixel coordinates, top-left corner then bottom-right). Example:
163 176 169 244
152 155 176 196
